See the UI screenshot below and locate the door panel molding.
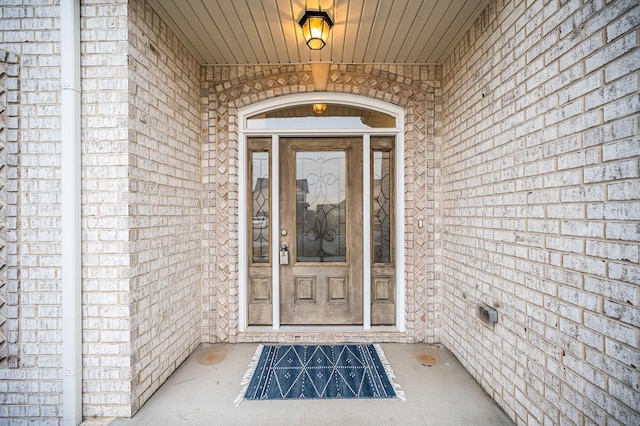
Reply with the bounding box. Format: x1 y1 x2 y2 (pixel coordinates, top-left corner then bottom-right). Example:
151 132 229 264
327 277 348 303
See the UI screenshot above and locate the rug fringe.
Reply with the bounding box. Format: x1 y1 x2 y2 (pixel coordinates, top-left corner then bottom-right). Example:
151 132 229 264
234 344 264 407
373 343 406 401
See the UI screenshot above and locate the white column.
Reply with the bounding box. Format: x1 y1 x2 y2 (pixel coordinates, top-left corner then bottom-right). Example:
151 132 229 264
363 135 371 329
271 135 280 329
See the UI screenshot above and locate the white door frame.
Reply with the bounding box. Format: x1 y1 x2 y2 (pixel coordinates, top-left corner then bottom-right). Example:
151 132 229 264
238 93 405 332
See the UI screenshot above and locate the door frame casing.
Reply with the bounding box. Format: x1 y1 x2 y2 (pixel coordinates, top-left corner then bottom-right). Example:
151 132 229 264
238 93 405 333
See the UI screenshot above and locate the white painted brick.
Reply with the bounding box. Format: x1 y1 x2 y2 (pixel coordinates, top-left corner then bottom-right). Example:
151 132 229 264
584 312 638 345
603 93 640 122
527 188 560 204
603 299 640 326
560 220 603 238
558 319 603 350
605 222 640 242
602 137 640 161
546 236 584 254
450 8 638 420
585 276 638 305
564 353 608 389
544 297 582 323
608 181 640 201
544 325 583 357
556 109 600 137
585 31 637 74
526 60 559 92
606 4 640 41
560 31 604 71
557 72 602 105
586 345 639 390
544 170 582 188
605 339 640 372
586 240 639 262
559 185 603 203
543 63 581 101
559 284 600 311
557 148 599 171
608 262 640 285
559 0 599 38
546 204 584 219
586 73 638 111
545 98 584 126
587 202 640 221
608 380 640 423
604 47 640 82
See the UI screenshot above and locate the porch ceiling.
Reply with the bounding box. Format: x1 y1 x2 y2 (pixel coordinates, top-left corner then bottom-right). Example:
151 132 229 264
146 0 490 65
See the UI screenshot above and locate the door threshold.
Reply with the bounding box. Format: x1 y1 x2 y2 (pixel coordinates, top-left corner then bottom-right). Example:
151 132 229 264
245 325 400 333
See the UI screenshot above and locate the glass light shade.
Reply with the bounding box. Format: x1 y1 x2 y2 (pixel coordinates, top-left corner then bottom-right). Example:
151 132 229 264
299 10 333 50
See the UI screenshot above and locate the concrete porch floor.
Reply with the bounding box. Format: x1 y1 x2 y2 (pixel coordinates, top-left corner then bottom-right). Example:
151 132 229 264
101 343 513 426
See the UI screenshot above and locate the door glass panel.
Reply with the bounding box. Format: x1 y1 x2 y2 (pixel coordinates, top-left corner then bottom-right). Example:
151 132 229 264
296 151 346 262
251 151 270 263
372 145 393 264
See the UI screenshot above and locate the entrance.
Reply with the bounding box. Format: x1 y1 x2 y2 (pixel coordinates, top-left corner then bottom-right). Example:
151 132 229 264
239 93 406 332
279 137 363 325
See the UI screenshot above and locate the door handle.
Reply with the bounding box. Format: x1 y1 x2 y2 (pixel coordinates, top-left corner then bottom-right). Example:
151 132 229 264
279 242 289 265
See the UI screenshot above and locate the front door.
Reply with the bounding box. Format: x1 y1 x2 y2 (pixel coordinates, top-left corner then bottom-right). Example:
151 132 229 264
279 137 363 325
245 135 397 328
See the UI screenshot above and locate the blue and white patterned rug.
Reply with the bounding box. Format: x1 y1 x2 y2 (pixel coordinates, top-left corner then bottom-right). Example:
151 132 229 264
235 344 405 405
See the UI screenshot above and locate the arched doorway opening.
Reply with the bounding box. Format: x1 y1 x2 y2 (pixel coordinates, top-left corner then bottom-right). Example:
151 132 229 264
237 93 405 333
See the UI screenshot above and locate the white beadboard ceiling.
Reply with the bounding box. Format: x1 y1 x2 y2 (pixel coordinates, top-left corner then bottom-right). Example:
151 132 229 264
146 0 490 65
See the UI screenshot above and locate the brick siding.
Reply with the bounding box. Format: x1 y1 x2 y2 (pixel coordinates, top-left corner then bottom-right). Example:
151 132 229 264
81 0 132 417
0 0 203 419
125 0 201 415
441 0 639 424
0 0 65 421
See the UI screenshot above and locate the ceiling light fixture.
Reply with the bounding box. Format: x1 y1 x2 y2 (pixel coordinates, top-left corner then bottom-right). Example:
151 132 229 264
312 103 327 115
298 9 333 50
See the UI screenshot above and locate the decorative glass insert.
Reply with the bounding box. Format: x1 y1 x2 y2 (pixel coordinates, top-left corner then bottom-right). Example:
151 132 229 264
296 151 346 262
372 142 393 264
251 151 270 263
247 104 396 130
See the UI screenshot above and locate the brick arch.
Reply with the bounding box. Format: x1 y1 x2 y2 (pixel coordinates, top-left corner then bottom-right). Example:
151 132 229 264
0 49 20 367
202 64 440 343
214 66 433 109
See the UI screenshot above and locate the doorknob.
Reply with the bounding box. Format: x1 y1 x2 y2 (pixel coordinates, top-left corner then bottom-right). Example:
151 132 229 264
281 229 287 236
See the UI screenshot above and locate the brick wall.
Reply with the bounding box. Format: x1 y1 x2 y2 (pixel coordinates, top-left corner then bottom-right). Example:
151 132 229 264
441 0 639 424
0 1 65 421
81 0 132 417
126 0 201 414
0 0 203 420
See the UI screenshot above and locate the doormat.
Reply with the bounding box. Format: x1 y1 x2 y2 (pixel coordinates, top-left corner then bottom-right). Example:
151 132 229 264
234 344 405 405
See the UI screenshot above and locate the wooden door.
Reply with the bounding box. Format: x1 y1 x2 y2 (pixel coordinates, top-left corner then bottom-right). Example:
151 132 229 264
279 138 363 325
